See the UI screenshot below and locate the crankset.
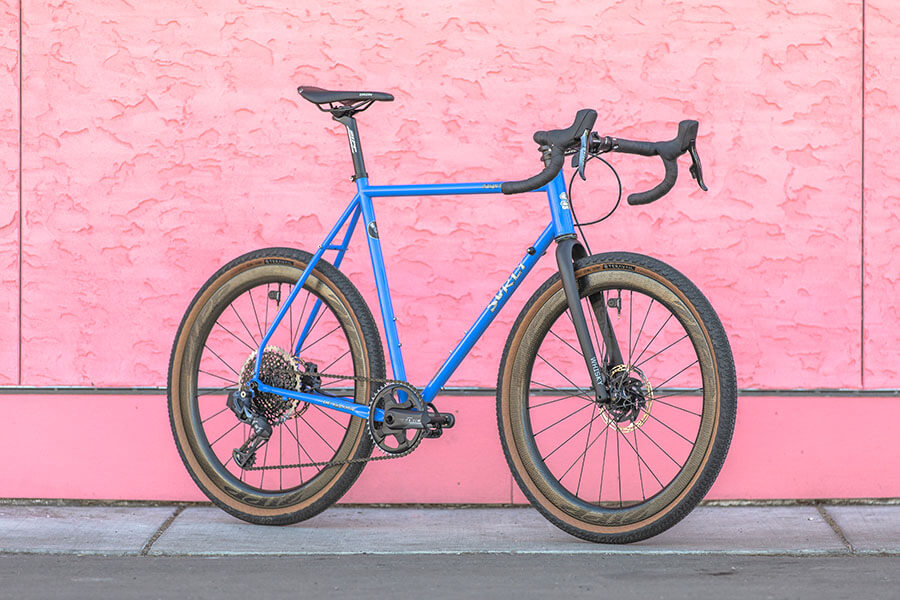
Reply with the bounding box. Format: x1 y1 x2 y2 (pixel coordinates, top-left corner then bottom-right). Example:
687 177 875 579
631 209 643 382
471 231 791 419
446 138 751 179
367 382 455 454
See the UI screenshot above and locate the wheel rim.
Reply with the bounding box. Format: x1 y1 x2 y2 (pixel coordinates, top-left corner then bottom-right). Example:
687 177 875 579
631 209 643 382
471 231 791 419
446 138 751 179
508 268 719 528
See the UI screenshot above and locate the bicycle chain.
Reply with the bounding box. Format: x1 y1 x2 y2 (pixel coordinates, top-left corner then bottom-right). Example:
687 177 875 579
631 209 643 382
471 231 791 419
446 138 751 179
243 365 417 471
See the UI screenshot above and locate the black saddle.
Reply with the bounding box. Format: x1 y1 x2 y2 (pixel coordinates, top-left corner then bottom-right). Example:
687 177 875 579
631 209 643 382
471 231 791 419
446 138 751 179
298 86 393 118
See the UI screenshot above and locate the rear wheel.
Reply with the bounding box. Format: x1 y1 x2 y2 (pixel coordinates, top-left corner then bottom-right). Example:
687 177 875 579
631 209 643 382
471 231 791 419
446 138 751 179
168 248 384 525
497 252 736 543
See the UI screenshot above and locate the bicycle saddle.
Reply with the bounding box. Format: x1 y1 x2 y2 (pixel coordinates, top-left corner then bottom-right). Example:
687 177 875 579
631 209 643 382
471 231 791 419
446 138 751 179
298 86 394 105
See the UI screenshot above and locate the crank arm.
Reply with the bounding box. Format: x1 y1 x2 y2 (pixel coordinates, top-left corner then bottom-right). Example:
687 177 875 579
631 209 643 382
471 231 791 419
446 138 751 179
555 236 609 401
383 407 456 430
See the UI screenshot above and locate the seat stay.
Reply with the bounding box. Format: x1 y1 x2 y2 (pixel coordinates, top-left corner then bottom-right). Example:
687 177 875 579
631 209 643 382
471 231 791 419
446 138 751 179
252 196 362 379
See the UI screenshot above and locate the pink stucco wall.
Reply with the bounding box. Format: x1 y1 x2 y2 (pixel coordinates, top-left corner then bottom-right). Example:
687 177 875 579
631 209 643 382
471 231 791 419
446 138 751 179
2 1 899 501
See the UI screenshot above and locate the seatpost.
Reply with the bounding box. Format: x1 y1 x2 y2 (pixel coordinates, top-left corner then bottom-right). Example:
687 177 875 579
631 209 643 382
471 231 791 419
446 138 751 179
333 114 368 181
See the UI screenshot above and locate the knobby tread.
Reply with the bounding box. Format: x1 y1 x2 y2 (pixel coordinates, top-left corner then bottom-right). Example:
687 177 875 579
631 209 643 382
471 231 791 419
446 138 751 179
496 251 737 544
168 247 385 526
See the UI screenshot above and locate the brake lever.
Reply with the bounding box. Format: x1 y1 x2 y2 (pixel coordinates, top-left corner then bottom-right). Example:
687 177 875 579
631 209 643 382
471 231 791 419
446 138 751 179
687 141 708 191
574 130 588 180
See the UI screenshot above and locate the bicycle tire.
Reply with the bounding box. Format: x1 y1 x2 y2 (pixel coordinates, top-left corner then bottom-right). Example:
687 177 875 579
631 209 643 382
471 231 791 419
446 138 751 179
497 252 736 543
168 247 384 525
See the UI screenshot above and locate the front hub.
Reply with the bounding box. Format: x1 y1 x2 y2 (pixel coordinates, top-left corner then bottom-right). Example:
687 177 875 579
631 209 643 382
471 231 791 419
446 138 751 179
598 364 654 433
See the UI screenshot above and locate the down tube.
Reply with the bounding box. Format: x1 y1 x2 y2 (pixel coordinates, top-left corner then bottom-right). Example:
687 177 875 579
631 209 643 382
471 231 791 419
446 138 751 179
421 223 557 402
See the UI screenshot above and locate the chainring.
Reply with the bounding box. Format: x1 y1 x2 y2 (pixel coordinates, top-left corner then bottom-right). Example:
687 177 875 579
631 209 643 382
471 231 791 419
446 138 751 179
367 382 426 455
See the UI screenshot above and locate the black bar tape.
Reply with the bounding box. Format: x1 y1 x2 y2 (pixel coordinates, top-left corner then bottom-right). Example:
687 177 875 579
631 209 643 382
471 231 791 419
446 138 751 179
501 149 564 194
612 138 658 157
627 157 678 205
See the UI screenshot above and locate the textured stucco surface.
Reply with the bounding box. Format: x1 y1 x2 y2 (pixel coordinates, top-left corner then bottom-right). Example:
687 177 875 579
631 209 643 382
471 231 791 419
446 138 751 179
863 1 900 388
0 0 18 385
17 0 870 389
3 1 899 501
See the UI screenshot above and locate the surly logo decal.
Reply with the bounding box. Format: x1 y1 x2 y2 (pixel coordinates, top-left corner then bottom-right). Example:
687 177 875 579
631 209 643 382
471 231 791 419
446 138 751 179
489 261 527 312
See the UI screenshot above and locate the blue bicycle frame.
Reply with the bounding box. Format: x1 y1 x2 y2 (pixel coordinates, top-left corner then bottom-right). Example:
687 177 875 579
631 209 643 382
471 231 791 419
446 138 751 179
250 170 576 422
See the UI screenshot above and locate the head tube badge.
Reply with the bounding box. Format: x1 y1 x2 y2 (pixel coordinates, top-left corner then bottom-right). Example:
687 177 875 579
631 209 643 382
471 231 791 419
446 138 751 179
559 192 569 210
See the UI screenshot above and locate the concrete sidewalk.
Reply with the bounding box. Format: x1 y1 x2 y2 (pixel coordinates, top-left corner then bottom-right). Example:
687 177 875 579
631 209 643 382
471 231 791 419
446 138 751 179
1 503 898 556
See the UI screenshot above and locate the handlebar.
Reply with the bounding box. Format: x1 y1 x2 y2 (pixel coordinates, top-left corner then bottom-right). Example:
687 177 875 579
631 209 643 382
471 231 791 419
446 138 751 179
601 120 702 205
501 109 597 195
502 114 707 204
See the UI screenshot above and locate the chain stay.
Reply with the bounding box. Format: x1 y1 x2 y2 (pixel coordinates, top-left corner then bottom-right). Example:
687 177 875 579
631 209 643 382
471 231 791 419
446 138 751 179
243 364 413 471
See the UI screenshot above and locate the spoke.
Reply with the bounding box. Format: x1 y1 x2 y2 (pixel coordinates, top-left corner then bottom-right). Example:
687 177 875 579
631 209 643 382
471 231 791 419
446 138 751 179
529 390 594 410
635 426 685 468
598 423 610 502
294 418 304 484
285 419 316 466
653 387 703 401
198 369 238 386
636 334 689 368
301 307 328 351
197 381 237 398
618 427 664 489
533 402 594 437
214 321 256 352
632 313 673 366
633 429 645 500
653 360 700 389
248 289 264 340
536 354 593 399
575 405 598 496
312 404 349 429
279 426 284 491
201 406 230 424
230 300 259 348
203 345 241 378
630 298 654 361
651 397 703 417
628 290 633 365
292 291 312 353
548 328 583 358
565 419 614 485
321 350 350 374
260 436 270 489
210 421 241 447
300 416 337 453
616 427 622 507
530 380 593 402
540 407 602 462
644 411 696 445
301 325 341 354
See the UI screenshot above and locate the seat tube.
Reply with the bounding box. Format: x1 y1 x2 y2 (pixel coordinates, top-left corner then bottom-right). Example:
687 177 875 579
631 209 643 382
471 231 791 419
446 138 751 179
356 179 407 381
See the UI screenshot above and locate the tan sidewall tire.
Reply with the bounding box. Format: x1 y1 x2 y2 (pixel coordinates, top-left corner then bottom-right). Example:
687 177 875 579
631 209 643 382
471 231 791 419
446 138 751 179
497 254 735 542
168 249 383 523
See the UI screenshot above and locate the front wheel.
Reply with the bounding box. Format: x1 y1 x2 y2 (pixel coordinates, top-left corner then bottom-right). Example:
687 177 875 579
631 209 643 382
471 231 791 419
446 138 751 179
497 252 736 543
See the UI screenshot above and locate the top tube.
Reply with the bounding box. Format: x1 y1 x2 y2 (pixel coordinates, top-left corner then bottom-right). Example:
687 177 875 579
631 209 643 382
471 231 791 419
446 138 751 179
362 181 514 197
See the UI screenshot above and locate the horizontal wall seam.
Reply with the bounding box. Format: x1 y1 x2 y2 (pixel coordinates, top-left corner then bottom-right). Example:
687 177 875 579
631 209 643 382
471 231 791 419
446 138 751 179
1 386 899 397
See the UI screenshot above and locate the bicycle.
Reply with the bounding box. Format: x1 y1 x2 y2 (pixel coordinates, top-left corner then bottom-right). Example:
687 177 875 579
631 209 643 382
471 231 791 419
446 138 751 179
168 86 736 544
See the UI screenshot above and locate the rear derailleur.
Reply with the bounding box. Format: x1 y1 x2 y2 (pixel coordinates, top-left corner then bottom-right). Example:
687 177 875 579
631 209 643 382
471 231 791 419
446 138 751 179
225 383 272 469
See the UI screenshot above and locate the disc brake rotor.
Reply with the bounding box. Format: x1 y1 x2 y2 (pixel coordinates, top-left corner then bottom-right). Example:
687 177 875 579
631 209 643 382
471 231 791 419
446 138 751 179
600 364 654 433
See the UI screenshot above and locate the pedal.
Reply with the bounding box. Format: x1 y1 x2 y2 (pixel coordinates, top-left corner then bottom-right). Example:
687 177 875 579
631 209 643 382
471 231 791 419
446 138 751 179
422 405 455 438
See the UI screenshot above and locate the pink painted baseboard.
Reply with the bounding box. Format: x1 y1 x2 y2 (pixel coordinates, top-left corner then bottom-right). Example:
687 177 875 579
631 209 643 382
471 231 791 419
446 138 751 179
5 393 899 502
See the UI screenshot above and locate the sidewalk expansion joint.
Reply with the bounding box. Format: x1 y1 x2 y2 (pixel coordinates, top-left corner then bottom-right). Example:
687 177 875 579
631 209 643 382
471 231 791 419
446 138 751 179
817 504 854 554
140 506 185 556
